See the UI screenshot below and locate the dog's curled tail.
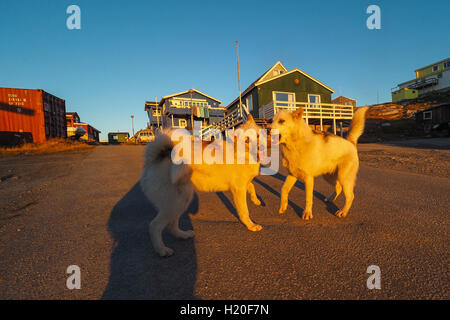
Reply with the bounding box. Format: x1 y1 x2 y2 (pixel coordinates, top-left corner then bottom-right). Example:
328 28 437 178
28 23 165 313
144 130 192 185
347 107 369 145
145 130 174 165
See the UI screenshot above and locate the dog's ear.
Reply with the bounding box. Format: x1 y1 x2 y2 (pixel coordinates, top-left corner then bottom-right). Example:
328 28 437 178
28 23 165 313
292 107 304 119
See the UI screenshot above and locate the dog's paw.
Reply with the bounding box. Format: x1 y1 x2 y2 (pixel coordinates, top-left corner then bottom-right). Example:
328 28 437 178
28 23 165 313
251 198 262 206
278 206 287 215
302 210 313 220
247 224 263 232
179 229 194 239
335 209 348 218
157 247 174 257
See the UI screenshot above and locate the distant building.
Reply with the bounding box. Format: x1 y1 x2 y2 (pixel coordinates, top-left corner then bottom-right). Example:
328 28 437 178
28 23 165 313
331 96 357 108
392 57 450 103
108 132 129 144
144 101 162 129
144 89 225 131
0 87 67 145
75 123 101 142
415 103 450 135
66 112 81 132
66 112 101 142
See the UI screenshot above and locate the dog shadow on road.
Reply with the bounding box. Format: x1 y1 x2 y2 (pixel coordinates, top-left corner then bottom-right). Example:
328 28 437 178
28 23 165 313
254 172 339 217
102 183 199 300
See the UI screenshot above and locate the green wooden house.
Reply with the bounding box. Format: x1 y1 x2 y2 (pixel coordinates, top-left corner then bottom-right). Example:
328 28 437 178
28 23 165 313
227 61 335 118
220 61 353 135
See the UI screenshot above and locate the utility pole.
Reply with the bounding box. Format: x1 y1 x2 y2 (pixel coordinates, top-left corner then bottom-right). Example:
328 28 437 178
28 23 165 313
189 89 195 135
155 96 160 129
236 40 248 116
236 40 242 117
131 115 134 137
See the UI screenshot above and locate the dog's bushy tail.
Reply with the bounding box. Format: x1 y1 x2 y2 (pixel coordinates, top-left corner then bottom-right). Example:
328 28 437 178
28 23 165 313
145 130 174 165
347 107 369 145
145 130 192 185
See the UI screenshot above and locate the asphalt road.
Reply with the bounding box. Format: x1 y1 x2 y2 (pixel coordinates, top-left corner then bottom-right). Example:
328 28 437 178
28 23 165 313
0 144 448 299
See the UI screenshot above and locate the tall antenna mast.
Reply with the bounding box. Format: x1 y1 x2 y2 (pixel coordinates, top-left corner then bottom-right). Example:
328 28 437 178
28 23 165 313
236 40 250 118
236 40 242 112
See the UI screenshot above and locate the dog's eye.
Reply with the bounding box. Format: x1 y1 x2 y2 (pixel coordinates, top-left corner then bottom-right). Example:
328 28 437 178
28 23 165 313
278 119 285 124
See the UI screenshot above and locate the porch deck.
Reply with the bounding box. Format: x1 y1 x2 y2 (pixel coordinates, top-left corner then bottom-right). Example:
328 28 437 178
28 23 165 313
259 100 354 133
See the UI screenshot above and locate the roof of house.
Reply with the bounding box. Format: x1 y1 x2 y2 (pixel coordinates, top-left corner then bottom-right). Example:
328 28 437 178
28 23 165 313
332 96 356 102
74 123 101 133
158 89 222 106
226 61 287 108
226 61 334 108
415 57 450 72
397 78 417 87
108 132 130 135
144 101 159 111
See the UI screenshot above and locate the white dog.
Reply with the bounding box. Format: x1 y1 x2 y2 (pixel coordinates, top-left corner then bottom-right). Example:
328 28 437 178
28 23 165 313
271 107 368 220
141 116 264 257
140 131 195 257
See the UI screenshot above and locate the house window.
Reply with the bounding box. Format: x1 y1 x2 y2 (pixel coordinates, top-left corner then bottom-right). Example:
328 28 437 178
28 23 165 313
246 95 253 112
432 65 438 72
423 111 432 120
273 91 295 107
178 119 187 127
308 94 321 108
444 61 450 69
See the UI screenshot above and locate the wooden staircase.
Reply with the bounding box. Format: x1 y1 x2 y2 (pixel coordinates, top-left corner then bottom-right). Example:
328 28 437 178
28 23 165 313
200 108 247 140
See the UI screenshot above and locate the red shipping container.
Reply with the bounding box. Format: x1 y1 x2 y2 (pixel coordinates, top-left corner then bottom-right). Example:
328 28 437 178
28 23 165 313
0 87 67 144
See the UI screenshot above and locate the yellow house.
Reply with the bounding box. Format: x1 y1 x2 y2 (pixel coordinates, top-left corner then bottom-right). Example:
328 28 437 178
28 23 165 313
392 87 418 103
392 58 450 102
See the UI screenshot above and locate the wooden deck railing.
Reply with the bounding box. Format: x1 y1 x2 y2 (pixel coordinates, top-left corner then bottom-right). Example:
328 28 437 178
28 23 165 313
260 100 354 133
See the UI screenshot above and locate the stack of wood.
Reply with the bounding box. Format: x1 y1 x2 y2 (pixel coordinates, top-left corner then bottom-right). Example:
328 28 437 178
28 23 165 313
361 103 435 120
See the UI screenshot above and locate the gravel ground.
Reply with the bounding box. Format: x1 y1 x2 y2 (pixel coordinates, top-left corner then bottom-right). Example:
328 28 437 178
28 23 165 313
358 143 450 178
0 143 448 300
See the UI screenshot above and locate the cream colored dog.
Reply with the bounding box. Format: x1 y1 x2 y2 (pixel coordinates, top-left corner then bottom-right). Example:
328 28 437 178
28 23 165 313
140 131 195 257
271 107 368 220
141 116 264 257
189 115 263 232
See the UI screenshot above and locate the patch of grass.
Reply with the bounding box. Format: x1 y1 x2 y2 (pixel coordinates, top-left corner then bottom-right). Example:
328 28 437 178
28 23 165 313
0 138 95 156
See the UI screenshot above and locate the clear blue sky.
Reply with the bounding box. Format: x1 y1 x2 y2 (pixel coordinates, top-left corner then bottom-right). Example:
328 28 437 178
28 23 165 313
1 0 449 140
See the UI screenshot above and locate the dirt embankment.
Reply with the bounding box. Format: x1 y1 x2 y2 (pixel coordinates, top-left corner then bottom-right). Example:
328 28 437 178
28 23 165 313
358 143 450 178
0 139 95 156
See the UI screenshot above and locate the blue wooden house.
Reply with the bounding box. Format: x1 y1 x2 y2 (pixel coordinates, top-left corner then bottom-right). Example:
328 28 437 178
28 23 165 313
145 89 225 131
